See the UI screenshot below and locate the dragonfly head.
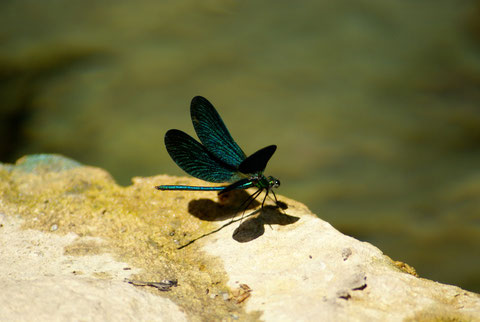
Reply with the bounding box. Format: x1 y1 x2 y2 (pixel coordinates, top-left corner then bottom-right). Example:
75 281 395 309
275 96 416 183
267 176 281 189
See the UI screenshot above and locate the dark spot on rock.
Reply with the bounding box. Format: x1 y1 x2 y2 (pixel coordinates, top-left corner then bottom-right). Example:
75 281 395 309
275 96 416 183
352 284 367 291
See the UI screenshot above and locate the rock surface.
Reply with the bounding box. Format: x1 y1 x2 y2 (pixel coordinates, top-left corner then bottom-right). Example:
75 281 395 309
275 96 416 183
0 154 479 321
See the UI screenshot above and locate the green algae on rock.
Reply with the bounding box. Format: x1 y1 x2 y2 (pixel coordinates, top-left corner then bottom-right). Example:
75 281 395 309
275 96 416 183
14 154 83 173
0 154 259 321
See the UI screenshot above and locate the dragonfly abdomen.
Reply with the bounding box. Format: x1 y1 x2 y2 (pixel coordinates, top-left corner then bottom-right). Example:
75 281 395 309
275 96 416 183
156 185 226 191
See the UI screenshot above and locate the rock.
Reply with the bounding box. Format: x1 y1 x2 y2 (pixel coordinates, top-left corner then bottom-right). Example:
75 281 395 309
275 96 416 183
0 154 479 321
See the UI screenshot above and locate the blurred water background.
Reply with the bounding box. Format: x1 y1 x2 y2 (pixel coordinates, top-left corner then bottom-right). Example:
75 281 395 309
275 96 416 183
1 1 479 292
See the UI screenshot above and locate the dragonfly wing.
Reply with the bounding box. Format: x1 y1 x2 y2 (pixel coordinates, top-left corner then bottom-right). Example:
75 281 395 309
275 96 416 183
190 96 246 168
238 145 277 174
165 129 240 183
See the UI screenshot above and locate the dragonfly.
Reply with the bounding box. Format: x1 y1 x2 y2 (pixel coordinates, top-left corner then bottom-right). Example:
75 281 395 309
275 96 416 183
156 96 281 213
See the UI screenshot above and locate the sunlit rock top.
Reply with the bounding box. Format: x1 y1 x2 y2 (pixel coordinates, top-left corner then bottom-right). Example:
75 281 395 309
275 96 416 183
0 155 478 321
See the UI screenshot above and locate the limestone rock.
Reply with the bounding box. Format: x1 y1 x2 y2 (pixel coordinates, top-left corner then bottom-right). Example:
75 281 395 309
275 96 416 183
0 155 479 321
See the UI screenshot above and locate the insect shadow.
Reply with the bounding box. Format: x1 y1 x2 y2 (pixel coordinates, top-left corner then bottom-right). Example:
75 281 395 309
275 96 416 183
177 191 299 249
188 190 260 221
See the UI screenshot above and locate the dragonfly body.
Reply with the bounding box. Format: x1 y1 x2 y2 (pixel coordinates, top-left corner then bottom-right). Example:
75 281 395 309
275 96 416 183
156 174 279 194
156 96 281 210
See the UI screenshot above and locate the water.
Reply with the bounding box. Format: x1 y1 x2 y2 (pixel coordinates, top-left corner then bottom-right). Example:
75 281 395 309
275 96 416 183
1 1 479 292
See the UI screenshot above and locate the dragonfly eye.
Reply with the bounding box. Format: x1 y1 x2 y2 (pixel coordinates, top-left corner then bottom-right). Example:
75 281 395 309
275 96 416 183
274 179 280 188
269 177 280 188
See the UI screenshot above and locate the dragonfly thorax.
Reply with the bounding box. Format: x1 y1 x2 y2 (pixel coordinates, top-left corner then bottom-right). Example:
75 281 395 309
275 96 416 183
252 174 280 190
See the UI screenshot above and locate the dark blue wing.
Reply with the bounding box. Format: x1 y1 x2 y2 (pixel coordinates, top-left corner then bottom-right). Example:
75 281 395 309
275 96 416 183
190 96 246 168
165 129 240 183
238 145 276 174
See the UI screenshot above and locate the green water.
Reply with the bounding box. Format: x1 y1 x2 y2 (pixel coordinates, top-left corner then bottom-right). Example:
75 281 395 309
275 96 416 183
1 1 479 292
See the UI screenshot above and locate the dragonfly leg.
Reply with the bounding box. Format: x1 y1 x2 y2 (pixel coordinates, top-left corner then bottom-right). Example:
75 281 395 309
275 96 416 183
273 190 278 202
235 188 261 212
269 189 287 214
261 189 269 209
262 188 282 209
268 189 282 208
235 188 263 224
